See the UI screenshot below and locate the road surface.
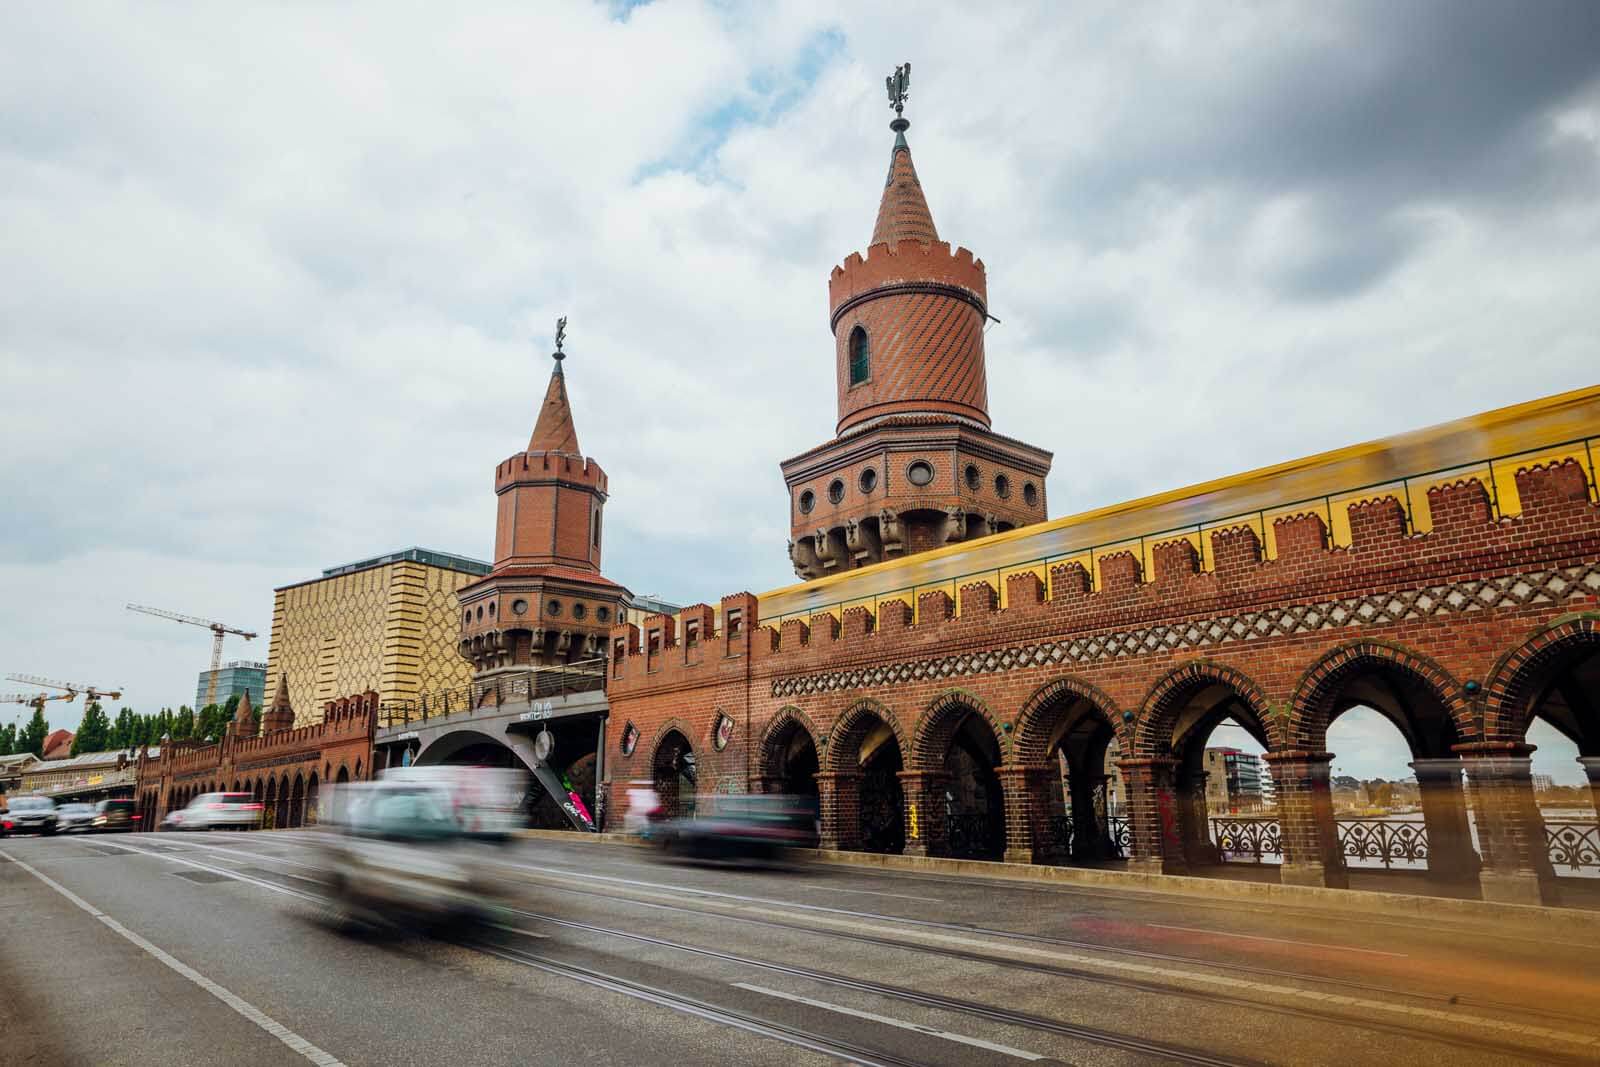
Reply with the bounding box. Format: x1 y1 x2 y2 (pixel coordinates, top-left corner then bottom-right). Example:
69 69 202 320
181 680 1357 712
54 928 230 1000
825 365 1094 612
3 831 1598 1066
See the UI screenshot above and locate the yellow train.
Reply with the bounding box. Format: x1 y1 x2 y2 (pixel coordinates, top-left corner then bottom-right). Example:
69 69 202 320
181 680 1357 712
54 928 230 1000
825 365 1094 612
759 384 1600 625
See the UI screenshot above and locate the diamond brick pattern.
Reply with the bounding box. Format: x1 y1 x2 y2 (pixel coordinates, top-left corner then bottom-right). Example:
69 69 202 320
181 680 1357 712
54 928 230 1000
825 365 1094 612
771 563 1600 699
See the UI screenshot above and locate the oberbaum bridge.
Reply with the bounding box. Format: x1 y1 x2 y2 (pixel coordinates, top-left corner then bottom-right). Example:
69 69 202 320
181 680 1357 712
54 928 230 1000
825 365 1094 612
140 73 1600 909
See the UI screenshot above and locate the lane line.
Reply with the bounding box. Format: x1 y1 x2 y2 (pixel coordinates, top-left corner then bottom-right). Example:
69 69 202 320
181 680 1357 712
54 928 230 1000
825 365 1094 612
93 839 319 900
794 884 942 902
0 848 344 1067
1145 924 1409 958
734 982 1044 1061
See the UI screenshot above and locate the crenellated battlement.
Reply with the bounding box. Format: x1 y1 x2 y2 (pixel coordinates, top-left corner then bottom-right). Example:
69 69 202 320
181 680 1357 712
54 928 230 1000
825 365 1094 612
608 462 1600 694
828 239 987 319
495 450 607 493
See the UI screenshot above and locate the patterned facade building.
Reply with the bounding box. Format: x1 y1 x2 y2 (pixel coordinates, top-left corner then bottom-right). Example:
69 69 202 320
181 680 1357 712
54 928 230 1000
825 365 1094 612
265 547 489 726
602 93 1600 907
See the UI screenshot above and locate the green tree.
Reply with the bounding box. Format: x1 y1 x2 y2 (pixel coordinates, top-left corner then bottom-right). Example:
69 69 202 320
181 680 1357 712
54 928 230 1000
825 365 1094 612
197 703 222 743
223 694 240 719
19 707 49 758
172 706 195 742
0 721 15 757
73 702 111 755
109 707 138 749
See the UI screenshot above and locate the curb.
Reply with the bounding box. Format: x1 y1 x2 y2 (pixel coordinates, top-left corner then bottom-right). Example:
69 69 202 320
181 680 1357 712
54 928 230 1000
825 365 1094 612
515 828 1600 939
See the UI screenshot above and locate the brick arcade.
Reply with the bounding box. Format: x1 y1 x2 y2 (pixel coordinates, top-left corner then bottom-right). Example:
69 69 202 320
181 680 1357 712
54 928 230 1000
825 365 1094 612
595 95 1600 906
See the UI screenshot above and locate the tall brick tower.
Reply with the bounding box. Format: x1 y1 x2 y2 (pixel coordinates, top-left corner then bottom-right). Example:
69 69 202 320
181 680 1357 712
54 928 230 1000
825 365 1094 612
781 66 1053 579
458 327 630 676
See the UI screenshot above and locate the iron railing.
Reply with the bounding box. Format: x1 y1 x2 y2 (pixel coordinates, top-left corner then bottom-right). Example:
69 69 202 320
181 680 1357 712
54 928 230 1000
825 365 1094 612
1209 815 1600 875
766 432 1600 626
944 812 1000 859
378 659 607 728
1042 812 1130 860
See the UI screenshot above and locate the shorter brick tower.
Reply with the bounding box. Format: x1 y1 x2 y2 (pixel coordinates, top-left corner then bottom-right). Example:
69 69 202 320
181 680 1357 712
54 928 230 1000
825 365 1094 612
229 688 258 740
781 72 1052 578
458 335 630 677
262 675 294 733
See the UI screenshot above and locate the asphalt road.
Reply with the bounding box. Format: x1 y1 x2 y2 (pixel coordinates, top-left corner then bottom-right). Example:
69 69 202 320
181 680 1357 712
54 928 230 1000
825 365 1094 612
2 830 1598 1066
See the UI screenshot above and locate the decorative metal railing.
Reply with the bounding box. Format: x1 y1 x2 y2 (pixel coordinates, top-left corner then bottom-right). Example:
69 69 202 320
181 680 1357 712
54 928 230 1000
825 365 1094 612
1209 815 1600 875
1041 813 1130 860
378 660 607 728
1547 821 1600 874
945 812 1001 860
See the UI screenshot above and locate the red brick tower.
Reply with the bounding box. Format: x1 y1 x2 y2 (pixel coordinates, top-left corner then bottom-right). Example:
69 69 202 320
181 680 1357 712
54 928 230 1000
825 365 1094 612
228 687 258 740
262 675 294 733
459 329 629 675
781 67 1053 578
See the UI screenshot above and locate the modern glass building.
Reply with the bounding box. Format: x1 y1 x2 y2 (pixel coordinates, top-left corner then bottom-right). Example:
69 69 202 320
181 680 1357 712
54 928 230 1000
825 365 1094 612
194 660 268 711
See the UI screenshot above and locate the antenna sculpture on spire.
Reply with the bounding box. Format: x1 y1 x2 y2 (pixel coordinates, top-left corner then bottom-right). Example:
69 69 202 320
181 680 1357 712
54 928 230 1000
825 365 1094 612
553 315 568 365
886 62 911 121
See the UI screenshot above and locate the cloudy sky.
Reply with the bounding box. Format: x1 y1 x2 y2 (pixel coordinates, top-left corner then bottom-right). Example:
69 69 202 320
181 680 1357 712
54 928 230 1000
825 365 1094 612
2 3 1597 778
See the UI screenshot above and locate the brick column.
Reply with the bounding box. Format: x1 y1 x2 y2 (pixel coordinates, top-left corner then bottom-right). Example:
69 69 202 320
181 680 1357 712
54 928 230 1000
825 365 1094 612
1456 742 1556 905
998 763 1054 864
1264 751 1347 889
898 770 950 857
814 771 860 851
1118 758 1186 875
1178 770 1220 867
1410 758 1481 884
1580 758 1600 822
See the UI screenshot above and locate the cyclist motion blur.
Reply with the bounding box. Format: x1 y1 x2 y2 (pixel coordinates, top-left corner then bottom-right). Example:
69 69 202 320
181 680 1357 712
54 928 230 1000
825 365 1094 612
311 765 528 935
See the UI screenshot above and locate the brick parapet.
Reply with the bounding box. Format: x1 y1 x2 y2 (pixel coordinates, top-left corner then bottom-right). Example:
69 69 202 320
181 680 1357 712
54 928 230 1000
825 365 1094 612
828 240 987 319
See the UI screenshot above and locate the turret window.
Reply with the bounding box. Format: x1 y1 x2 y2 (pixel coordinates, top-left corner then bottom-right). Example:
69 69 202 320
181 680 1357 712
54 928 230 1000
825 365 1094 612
828 479 845 504
848 326 870 385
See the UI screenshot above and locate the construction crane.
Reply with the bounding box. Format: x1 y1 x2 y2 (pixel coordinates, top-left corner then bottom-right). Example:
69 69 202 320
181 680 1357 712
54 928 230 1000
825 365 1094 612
125 604 257 709
2 675 123 733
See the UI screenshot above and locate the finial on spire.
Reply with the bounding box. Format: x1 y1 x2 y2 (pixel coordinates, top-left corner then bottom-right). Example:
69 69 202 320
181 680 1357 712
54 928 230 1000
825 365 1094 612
552 315 567 370
885 62 911 133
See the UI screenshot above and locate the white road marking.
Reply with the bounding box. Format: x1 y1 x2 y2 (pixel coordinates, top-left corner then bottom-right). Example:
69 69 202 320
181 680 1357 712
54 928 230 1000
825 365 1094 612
92 839 318 900
794 883 941 902
0 849 344 1067
735 982 1044 1061
1145 923 1409 958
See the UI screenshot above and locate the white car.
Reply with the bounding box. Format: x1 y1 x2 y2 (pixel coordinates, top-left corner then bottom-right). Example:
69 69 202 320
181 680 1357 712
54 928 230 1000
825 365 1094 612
162 792 263 831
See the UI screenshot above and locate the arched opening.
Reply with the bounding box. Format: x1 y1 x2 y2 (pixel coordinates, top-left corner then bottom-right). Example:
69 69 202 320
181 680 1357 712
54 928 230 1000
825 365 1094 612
652 730 697 820
826 704 905 854
1014 681 1121 864
335 765 350 785
915 698 1005 860
274 774 291 830
848 325 869 386
288 773 305 829
263 778 278 830
1142 667 1274 870
305 774 319 826
758 713 820 846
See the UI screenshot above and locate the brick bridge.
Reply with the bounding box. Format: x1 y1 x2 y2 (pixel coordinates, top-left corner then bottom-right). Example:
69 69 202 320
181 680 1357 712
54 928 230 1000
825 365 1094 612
604 459 1600 906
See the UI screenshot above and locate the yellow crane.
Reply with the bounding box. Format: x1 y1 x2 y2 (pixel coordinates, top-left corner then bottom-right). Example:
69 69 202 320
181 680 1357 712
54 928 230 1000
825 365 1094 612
2 676 124 749
125 604 257 709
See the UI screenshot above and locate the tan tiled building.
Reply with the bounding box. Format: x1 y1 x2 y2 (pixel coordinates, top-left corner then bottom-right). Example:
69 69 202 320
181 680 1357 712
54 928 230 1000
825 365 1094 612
265 547 488 726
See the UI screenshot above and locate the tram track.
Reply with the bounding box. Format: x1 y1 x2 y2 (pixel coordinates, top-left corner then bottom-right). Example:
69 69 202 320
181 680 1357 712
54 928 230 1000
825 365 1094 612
129 833 1600 1061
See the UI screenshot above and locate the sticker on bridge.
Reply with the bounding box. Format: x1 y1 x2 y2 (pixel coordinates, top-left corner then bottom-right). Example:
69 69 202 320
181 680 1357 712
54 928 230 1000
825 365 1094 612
518 702 556 722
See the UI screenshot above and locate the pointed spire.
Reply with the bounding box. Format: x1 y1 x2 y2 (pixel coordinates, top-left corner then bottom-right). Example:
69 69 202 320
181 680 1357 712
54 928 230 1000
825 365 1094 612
234 688 253 723
270 674 290 713
262 674 294 733
870 120 938 248
528 364 581 454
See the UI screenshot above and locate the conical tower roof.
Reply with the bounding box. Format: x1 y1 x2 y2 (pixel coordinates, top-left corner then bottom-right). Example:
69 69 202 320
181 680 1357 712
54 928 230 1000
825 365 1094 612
269 674 291 714
870 124 939 247
528 363 581 455
233 688 253 724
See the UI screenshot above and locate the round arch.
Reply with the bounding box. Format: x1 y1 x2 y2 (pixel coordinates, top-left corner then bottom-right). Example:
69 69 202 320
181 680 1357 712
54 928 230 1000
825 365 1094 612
913 690 1007 770
1485 614 1600 749
824 698 908 775
1290 640 1472 755
650 727 697 820
1136 660 1275 757
1013 676 1121 765
757 707 821 785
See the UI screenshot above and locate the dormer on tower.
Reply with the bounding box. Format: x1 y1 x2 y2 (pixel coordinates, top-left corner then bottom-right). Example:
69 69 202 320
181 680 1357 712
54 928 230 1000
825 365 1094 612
458 321 631 676
780 65 1053 579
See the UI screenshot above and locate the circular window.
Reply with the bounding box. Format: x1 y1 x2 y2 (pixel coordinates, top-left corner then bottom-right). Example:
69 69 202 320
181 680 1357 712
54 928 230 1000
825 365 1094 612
907 461 935 486
572 603 587 620
828 479 845 504
512 598 528 615
596 606 609 623
964 464 980 491
798 490 815 515
1024 482 1038 507
858 468 878 493
546 599 562 616
994 474 1011 498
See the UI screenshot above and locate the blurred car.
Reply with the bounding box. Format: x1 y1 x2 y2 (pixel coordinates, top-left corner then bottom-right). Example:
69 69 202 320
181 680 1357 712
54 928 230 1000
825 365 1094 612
56 803 98 833
92 798 139 833
162 792 263 831
4 796 59 836
654 793 817 863
311 770 526 933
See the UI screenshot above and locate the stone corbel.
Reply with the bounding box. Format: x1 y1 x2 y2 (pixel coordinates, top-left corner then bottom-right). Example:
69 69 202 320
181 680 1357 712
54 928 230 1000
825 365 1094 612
983 513 1001 537
878 509 904 556
788 537 821 580
846 517 882 566
943 506 967 543
554 630 573 655
813 527 847 571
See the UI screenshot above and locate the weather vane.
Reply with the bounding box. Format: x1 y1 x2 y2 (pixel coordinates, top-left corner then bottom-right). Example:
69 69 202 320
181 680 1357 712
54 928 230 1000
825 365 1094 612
885 62 911 122
553 316 567 364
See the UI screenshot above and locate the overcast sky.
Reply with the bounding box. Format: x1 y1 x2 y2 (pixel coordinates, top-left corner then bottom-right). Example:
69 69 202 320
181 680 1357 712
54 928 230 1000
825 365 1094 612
2 3 1597 778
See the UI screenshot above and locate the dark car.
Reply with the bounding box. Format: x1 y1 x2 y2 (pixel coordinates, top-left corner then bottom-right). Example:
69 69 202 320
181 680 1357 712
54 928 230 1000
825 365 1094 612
92 798 139 833
57 802 98 833
5 796 59 836
654 793 818 863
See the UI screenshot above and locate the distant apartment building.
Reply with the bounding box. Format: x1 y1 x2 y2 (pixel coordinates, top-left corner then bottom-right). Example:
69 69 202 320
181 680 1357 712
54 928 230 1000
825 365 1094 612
194 660 267 710
1532 773 1556 792
1203 748 1265 813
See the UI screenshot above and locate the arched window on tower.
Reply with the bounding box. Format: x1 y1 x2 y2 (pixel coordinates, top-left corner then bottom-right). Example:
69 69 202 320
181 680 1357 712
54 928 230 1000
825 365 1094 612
848 326 870 386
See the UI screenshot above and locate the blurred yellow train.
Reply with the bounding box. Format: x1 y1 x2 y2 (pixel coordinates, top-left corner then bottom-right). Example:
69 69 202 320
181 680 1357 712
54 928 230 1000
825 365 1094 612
759 384 1600 625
